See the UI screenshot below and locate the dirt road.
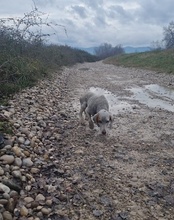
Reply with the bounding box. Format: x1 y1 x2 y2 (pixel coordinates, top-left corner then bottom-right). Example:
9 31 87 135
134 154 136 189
47 61 174 220
1 61 174 220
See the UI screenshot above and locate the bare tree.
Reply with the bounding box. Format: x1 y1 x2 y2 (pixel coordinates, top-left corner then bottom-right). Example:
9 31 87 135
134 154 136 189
151 40 164 51
95 43 124 59
163 21 174 49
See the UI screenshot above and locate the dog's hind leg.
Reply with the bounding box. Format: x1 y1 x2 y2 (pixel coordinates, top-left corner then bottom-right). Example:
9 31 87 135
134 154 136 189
79 102 87 125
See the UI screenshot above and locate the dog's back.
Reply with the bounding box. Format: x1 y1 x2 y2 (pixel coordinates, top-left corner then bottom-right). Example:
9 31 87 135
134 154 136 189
80 91 94 105
87 95 109 116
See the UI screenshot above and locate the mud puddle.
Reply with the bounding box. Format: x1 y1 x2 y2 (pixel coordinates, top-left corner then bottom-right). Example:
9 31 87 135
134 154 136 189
127 84 174 112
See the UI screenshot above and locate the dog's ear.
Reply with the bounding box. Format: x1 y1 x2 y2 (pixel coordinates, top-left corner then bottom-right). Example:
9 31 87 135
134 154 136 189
93 113 100 127
109 113 114 129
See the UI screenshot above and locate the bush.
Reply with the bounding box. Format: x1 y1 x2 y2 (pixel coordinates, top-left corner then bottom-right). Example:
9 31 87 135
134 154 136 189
0 7 97 100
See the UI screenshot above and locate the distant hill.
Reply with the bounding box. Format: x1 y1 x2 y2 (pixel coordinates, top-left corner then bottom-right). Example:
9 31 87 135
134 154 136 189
124 46 152 53
78 46 152 55
78 47 96 55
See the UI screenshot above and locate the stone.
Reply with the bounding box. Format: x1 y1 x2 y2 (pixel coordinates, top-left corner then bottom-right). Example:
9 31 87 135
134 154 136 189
0 199 8 205
0 166 4 175
35 194 45 202
18 137 25 144
14 158 22 167
12 170 22 179
6 198 16 212
24 197 34 204
22 158 33 167
30 168 40 174
2 211 13 220
0 155 15 164
41 207 51 215
12 146 22 157
0 183 10 194
2 180 21 193
20 205 29 216
24 139 30 145
93 210 103 217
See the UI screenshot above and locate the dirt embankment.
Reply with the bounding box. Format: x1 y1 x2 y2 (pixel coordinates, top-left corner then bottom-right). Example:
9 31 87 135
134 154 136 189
0 61 174 220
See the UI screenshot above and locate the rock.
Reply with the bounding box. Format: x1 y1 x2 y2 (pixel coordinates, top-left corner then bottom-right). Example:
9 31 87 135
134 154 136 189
14 158 22 167
24 139 30 146
0 155 15 164
46 199 52 206
12 146 22 157
18 137 25 144
6 198 16 212
30 168 40 174
20 128 30 136
35 194 45 202
41 207 51 215
0 183 10 194
3 193 10 200
24 197 34 204
12 170 22 179
0 134 4 147
93 210 103 217
3 111 12 118
0 166 4 175
22 158 33 167
20 205 29 216
2 180 21 193
0 199 8 205
2 211 12 220
23 150 30 157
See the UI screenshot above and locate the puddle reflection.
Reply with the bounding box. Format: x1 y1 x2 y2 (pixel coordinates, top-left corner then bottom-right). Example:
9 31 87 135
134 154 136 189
127 84 174 112
89 84 174 113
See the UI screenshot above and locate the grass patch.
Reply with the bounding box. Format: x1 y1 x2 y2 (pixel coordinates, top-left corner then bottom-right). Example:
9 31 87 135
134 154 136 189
104 49 174 74
0 121 13 135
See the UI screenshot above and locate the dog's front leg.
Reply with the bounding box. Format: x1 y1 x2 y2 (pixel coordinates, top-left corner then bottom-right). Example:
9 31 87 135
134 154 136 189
85 109 94 129
109 113 114 129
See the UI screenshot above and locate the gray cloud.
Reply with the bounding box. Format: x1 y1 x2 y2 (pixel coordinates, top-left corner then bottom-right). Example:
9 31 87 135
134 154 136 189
0 0 174 48
71 5 87 19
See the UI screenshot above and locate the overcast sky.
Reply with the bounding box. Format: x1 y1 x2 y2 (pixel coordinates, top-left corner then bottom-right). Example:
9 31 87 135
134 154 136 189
0 0 174 48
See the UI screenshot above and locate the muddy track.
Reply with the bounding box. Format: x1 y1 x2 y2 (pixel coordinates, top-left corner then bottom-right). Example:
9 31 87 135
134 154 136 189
0 61 174 220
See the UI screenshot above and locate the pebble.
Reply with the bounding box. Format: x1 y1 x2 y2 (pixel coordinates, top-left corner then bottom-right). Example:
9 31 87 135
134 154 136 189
12 146 22 157
20 205 29 216
0 166 4 175
24 197 34 204
18 137 25 144
0 183 10 194
22 158 33 167
2 211 12 220
0 155 15 164
14 158 22 167
12 170 22 179
35 194 45 202
93 210 103 217
31 168 40 174
41 207 51 215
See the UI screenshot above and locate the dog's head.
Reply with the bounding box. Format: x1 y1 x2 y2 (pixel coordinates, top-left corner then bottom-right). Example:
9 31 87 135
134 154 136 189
93 110 113 135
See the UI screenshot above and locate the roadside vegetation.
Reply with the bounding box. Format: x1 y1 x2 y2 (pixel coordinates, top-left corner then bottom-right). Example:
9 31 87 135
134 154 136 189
0 7 97 102
105 21 174 75
104 49 174 74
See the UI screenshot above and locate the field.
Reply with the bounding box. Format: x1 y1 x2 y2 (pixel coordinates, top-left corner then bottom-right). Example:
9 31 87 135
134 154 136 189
105 49 174 74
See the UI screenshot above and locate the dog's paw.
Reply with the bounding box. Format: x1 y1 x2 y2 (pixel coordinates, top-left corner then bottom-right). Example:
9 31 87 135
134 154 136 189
89 121 94 129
